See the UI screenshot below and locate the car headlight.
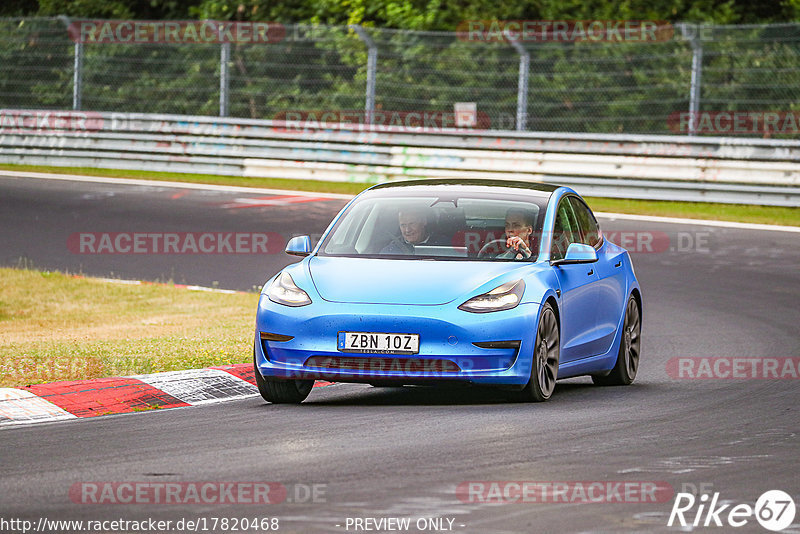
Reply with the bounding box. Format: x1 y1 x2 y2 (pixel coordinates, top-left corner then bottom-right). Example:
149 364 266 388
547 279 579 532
268 272 312 307
458 280 525 313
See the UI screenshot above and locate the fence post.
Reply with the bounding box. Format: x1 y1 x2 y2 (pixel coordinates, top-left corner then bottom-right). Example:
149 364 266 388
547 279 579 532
680 23 704 136
73 41 84 111
510 40 529 131
58 16 83 111
350 25 377 124
220 42 231 117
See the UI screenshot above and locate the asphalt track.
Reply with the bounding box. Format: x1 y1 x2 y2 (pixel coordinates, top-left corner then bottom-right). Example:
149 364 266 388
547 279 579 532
1 174 799 533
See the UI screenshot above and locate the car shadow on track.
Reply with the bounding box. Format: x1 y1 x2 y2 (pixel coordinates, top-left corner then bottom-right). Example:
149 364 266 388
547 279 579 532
296 379 651 407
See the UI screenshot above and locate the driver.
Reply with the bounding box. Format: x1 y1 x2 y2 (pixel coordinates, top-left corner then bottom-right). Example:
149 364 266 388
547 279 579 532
497 208 535 260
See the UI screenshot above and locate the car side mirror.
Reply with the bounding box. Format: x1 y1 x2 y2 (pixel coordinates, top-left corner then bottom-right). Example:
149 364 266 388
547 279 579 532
553 243 597 265
285 235 311 257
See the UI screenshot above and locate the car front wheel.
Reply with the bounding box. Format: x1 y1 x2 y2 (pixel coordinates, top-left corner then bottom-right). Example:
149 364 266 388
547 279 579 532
510 302 559 402
253 351 314 404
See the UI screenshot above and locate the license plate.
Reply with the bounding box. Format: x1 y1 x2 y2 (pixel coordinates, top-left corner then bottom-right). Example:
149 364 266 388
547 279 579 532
337 332 419 355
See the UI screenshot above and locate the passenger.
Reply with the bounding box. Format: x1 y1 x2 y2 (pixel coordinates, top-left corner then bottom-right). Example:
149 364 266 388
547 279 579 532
381 208 442 254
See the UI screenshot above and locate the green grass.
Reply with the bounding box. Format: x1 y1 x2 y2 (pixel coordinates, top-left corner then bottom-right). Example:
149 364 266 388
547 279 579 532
0 267 259 387
0 164 370 196
582 197 799 227
1 163 797 227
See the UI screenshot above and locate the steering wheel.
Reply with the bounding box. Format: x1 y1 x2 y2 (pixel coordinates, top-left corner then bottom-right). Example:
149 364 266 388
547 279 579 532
478 238 509 258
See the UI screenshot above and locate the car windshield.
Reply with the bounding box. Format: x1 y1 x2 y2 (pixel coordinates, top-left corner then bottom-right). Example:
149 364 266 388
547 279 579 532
318 190 548 261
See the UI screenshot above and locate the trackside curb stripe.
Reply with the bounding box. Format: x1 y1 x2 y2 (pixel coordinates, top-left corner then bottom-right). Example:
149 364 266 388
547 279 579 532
132 368 258 405
25 377 190 418
0 388 77 425
0 364 332 428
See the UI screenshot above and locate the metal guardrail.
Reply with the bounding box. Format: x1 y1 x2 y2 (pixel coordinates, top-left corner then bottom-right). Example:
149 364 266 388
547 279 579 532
1 111 799 206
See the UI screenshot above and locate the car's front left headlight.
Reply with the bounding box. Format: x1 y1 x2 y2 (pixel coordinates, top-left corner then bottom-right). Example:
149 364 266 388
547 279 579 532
458 279 525 313
268 272 312 307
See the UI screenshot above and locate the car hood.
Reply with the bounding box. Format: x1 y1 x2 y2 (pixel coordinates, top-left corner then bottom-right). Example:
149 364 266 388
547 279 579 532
308 256 526 305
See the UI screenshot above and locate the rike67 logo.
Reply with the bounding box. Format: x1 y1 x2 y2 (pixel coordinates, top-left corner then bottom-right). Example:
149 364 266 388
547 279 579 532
668 490 796 531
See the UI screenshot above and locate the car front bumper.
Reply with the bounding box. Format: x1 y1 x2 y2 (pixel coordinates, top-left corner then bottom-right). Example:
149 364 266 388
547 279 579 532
254 294 542 386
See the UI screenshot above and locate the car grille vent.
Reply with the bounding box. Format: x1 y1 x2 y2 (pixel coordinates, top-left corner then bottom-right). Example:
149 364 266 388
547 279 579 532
304 356 461 373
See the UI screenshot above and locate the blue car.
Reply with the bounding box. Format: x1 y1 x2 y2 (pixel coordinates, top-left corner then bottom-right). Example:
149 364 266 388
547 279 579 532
254 179 642 403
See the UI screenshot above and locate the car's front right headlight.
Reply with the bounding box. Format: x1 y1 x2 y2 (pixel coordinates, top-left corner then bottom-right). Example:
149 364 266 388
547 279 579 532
458 279 525 313
267 272 312 307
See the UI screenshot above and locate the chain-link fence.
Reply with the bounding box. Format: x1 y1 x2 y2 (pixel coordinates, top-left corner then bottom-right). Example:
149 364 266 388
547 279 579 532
1 18 799 136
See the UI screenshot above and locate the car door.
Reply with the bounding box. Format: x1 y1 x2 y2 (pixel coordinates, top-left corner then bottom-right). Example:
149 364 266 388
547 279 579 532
551 197 601 363
569 196 626 356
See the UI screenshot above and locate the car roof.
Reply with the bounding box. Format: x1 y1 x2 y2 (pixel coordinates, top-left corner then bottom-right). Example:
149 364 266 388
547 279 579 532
367 178 560 198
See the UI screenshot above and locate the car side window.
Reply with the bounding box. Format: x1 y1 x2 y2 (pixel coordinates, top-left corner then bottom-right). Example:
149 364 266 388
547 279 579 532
568 196 602 249
551 198 581 261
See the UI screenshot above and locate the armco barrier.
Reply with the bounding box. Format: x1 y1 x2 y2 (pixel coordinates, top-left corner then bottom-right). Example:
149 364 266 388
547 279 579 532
1 111 799 206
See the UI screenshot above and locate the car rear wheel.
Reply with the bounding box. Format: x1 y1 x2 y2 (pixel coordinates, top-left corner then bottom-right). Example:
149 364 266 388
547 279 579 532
592 295 641 386
253 351 314 404
510 302 559 402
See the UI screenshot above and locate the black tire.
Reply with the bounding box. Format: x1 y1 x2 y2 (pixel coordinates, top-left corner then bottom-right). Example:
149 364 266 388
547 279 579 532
593 295 641 386
253 351 314 404
509 302 560 402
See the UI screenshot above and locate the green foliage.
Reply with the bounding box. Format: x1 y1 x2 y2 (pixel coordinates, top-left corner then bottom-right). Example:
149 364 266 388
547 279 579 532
0 0 39 17
183 0 798 28
2 0 798 25
36 0 200 19
36 0 135 19
0 19 72 109
81 42 221 115
0 1 798 134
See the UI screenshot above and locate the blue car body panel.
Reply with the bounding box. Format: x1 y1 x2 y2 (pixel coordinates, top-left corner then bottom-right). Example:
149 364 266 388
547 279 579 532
307 257 533 305
254 181 641 389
